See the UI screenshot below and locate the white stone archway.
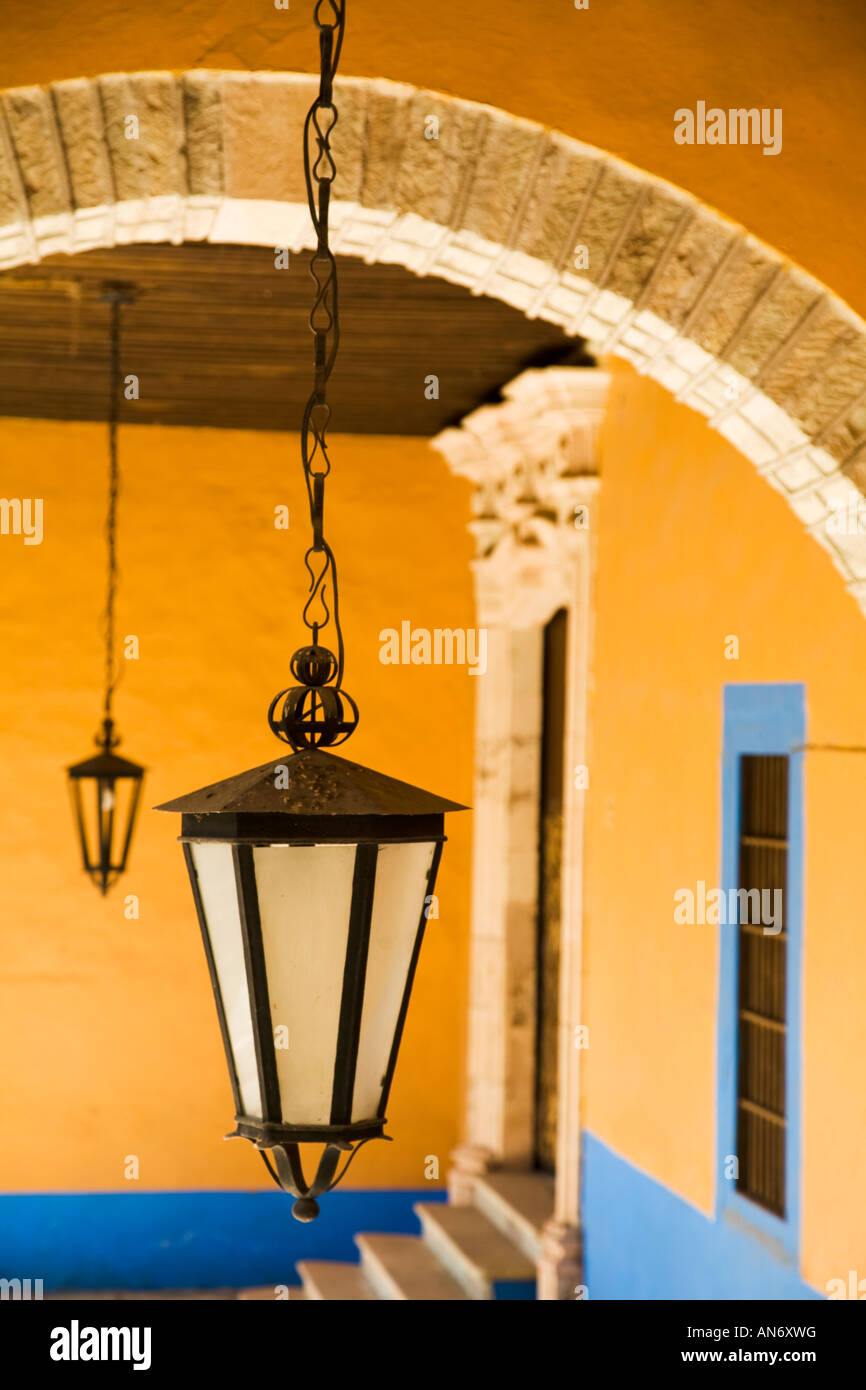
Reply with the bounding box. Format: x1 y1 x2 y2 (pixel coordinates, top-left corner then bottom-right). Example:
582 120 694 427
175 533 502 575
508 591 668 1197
1 69 865 608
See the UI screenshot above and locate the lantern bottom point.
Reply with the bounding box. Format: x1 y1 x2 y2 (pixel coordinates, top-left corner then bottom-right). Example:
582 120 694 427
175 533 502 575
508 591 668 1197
291 1196 320 1223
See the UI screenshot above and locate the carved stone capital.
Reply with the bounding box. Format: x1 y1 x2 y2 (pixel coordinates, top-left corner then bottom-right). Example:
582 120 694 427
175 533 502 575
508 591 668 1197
432 366 610 568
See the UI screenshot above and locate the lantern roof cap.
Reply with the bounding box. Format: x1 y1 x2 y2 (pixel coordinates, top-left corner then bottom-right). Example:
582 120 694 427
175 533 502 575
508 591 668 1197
155 748 468 818
68 749 145 779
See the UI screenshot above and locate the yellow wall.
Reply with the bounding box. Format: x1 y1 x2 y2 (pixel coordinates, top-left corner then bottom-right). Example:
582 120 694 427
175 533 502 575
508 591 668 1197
0 0 864 314
585 357 866 1290
0 420 473 1190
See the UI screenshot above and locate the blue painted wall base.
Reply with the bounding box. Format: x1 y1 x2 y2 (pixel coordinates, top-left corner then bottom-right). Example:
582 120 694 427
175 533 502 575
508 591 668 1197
583 1134 820 1300
0 1187 445 1292
4 1147 826 1298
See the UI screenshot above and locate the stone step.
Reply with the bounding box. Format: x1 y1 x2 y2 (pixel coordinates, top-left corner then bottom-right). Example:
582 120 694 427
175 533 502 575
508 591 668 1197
414 1202 537 1300
355 1233 470 1301
473 1171 554 1263
297 1261 379 1301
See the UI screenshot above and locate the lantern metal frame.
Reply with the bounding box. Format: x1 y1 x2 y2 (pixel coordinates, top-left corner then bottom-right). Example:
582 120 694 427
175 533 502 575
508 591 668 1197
158 748 464 1218
184 829 443 1148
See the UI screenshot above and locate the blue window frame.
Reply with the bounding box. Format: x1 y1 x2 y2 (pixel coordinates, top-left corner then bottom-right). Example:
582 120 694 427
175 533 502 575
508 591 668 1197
717 683 805 1261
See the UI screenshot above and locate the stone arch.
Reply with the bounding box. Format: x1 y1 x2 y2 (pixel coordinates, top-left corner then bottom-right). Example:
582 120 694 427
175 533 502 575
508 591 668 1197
1 69 865 611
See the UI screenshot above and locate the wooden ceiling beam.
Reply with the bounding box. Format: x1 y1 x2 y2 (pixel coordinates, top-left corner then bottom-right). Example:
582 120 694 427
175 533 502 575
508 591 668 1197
0 243 587 435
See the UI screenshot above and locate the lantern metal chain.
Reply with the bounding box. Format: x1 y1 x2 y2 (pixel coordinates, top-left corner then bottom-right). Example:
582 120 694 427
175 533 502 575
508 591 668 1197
268 0 358 751
300 0 347 679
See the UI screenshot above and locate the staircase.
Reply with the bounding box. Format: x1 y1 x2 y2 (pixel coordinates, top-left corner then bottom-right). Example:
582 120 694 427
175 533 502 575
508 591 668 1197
298 1171 554 1301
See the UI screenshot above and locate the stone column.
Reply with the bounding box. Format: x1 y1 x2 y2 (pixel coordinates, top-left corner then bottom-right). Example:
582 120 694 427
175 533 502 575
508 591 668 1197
433 367 609 1241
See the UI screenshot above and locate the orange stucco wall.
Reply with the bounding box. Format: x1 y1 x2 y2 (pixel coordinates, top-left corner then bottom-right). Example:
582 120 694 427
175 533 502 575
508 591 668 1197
1 0 864 1285
1 0 865 315
585 357 866 1292
0 421 473 1190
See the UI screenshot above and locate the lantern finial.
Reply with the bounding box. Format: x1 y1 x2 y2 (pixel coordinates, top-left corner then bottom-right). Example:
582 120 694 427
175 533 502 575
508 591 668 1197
268 644 359 750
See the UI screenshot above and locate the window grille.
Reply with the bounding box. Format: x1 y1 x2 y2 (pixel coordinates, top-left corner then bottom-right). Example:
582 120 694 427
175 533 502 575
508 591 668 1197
735 754 788 1216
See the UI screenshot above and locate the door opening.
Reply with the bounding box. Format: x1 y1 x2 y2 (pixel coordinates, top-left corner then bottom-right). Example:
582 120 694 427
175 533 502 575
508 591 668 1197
534 608 568 1172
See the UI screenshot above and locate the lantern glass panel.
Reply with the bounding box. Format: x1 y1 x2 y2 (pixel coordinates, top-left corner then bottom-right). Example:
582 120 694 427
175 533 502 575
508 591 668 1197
253 842 357 1125
190 841 262 1117
70 769 143 890
351 840 437 1121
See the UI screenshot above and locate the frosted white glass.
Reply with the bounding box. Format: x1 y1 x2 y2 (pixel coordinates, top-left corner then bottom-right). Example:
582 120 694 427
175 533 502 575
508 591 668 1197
191 841 262 1119
253 843 356 1126
351 840 435 1122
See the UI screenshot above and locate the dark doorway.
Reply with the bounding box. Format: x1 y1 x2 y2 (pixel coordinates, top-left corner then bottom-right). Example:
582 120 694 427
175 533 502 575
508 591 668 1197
534 608 568 1172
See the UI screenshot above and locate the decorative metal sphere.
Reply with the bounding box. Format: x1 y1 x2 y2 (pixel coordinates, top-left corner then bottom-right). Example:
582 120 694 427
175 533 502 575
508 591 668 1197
268 644 359 751
291 644 338 687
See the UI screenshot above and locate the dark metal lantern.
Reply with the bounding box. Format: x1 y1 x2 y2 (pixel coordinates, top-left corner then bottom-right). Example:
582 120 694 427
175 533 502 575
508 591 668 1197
68 716 145 896
157 749 465 1220
158 0 467 1223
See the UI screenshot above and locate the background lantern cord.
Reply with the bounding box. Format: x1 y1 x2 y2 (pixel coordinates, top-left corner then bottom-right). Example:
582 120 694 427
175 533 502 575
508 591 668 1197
97 284 134 753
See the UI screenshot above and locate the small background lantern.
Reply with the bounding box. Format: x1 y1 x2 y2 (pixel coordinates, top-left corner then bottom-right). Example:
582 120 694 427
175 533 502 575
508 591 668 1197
68 718 144 897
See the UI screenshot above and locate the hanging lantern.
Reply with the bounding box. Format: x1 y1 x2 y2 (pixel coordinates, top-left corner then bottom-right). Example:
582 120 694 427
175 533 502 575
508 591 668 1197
67 284 145 895
157 0 466 1219
157 748 463 1221
68 716 144 897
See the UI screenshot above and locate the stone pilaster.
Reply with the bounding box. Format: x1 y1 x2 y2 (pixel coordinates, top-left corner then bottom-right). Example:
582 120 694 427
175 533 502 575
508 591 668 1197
433 369 606 1275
